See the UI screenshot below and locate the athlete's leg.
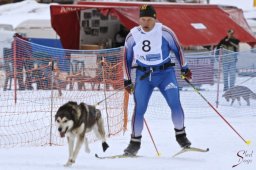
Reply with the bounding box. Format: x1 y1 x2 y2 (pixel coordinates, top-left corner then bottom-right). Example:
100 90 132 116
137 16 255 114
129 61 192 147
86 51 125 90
131 70 154 137
158 69 184 130
158 69 191 147
124 70 154 155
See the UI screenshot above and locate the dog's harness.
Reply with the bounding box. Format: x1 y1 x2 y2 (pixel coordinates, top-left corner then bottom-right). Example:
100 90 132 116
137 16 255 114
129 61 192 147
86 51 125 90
132 62 175 80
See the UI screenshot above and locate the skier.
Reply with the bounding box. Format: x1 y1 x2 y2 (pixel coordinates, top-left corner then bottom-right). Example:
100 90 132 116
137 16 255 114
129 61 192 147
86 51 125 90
123 4 192 156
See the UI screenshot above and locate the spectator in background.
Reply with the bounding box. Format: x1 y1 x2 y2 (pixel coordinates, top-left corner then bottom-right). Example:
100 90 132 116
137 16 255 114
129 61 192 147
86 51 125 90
216 29 240 91
32 63 45 90
12 33 34 90
114 25 129 47
3 48 13 91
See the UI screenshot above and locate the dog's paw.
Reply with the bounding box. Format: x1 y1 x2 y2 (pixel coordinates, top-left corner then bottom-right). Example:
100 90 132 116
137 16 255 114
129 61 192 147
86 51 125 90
64 162 72 167
102 142 109 152
64 159 75 167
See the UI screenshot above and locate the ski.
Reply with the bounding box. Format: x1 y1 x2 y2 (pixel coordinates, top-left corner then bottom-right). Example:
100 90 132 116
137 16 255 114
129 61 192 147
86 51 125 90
95 153 140 159
172 146 209 157
95 146 209 159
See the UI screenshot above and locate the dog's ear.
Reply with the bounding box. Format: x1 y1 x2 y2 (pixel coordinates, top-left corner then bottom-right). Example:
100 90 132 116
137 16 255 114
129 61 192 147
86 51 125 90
79 103 86 113
68 101 78 106
55 107 62 121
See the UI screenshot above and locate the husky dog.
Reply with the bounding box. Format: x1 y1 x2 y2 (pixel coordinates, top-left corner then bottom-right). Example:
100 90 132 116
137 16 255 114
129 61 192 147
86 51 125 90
55 101 109 166
222 86 256 106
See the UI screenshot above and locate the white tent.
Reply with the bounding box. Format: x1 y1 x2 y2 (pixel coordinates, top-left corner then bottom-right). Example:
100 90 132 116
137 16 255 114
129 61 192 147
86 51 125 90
0 29 13 89
0 0 50 29
0 0 59 62
16 19 59 39
0 29 15 67
0 0 58 38
0 29 15 48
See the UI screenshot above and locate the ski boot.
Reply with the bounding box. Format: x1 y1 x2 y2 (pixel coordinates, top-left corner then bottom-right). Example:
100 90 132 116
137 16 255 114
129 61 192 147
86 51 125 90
175 127 191 148
124 136 141 156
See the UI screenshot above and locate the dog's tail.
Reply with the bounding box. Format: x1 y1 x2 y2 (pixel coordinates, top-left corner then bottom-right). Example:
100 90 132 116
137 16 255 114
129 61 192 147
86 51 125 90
251 92 256 100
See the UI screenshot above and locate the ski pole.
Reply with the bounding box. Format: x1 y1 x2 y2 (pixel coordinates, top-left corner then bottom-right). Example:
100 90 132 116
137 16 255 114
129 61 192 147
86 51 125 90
95 84 132 106
95 84 132 136
182 77 251 145
144 119 161 156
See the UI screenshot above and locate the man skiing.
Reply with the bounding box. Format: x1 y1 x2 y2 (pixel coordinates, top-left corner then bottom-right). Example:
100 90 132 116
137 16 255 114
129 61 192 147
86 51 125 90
123 4 192 156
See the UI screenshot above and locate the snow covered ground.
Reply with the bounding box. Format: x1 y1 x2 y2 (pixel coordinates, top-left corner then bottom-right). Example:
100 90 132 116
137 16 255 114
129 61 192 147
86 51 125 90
0 1 255 170
0 109 255 170
1 77 255 170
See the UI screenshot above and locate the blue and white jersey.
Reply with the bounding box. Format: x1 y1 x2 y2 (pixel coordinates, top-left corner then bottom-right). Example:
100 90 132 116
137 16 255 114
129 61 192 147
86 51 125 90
124 23 187 80
131 23 164 66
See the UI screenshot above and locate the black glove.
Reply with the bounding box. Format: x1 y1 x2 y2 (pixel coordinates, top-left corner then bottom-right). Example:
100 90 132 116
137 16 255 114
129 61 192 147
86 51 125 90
124 79 134 94
181 68 192 80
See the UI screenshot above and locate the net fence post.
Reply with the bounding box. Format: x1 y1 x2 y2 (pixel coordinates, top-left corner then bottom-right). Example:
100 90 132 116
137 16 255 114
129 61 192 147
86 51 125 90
13 37 17 104
49 60 54 146
101 56 111 137
216 48 222 108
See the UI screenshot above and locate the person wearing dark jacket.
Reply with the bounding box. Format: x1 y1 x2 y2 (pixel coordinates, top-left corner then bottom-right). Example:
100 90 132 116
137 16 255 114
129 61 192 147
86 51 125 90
216 29 240 91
